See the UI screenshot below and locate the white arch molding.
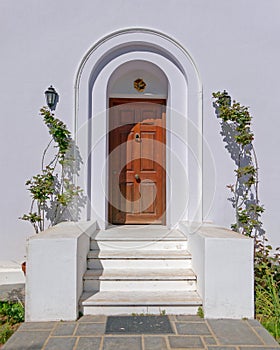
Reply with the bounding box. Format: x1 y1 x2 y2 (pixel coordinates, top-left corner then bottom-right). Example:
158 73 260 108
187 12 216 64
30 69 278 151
74 28 203 229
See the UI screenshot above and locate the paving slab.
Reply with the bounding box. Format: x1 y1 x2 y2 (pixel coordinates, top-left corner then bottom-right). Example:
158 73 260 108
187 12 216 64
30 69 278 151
252 324 280 346
2 316 280 350
207 347 237 350
44 336 77 350
175 315 204 322
78 315 106 323
208 319 263 345
203 336 217 345
18 322 56 331
169 335 204 348
52 322 77 336
2 330 50 350
75 322 106 335
244 318 280 347
175 321 211 335
75 337 102 350
103 336 142 350
143 335 168 350
246 318 261 327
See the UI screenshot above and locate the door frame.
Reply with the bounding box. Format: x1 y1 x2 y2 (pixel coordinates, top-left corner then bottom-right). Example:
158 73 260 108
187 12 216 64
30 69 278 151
108 97 166 225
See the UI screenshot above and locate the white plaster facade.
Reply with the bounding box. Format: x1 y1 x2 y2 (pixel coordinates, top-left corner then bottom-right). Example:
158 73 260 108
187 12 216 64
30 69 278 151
0 1 279 260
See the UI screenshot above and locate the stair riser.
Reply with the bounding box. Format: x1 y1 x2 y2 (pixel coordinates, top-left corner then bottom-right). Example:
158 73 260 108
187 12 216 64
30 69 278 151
90 241 188 251
83 279 197 292
87 259 192 270
81 305 200 316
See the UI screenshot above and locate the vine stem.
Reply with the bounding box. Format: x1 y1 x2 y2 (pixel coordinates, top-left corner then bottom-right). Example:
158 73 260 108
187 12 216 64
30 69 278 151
252 145 259 205
235 148 242 232
41 139 53 171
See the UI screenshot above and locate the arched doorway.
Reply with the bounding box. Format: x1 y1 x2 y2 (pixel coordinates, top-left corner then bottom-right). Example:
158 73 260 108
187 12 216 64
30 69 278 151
74 29 203 229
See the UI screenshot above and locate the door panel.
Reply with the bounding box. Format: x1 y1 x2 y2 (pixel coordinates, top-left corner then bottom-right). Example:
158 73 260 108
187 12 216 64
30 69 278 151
108 99 166 224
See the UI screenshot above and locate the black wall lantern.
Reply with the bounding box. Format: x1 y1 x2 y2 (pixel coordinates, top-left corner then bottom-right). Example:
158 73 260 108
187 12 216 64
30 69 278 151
45 85 59 111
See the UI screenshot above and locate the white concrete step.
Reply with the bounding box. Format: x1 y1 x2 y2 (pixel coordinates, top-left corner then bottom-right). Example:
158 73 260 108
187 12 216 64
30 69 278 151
90 240 188 251
80 290 202 315
0 261 25 285
88 259 191 269
91 227 188 250
88 249 190 259
83 268 197 292
84 279 197 292
84 268 196 280
93 226 188 241
87 250 192 269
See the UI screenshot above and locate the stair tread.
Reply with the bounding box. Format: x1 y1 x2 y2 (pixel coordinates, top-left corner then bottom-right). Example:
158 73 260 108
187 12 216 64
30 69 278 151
88 250 191 259
84 268 196 280
80 291 202 306
92 227 187 242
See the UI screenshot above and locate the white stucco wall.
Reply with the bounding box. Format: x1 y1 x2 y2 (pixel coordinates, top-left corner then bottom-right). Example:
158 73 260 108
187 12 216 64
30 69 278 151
1 0 280 260
25 221 96 321
179 222 254 318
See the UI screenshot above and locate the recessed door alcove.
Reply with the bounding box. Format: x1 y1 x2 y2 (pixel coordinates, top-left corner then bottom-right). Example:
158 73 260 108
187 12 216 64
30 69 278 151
74 29 203 229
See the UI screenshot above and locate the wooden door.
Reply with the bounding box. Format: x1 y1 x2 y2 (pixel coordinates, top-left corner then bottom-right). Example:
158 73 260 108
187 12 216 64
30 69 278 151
108 99 166 224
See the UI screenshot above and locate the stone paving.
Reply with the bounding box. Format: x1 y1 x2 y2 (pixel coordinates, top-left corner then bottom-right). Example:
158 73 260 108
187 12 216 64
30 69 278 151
2 315 280 350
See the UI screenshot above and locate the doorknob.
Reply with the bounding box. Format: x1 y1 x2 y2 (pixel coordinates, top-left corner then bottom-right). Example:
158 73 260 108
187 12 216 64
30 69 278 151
135 174 140 180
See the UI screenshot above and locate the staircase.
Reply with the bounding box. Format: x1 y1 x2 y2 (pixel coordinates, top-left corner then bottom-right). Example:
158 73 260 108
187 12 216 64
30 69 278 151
79 226 202 315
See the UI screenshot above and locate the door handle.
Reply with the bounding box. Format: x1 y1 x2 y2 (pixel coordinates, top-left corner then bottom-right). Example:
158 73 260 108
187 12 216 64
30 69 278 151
135 174 140 180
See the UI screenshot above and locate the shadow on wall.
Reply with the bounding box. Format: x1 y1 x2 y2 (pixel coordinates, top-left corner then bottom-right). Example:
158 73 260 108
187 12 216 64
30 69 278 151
45 140 87 225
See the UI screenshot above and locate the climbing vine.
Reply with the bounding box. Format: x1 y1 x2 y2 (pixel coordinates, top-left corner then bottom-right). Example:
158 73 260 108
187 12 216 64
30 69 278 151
212 90 264 238
20 106 84 233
